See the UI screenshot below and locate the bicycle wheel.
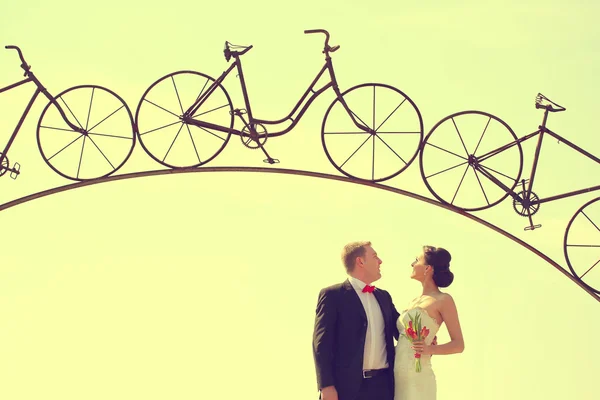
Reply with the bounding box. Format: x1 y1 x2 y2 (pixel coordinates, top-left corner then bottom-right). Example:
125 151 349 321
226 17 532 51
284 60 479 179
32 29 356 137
135 71 233 168
419 111 523 211
321 83 423 182
564 197 600 294
37 85 136 181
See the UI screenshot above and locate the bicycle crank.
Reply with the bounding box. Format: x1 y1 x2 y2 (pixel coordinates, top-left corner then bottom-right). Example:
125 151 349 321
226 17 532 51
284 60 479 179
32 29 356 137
0 152 20 179
239 122 280 164
513 190 542 231
240 122 268 149
513 190 540 217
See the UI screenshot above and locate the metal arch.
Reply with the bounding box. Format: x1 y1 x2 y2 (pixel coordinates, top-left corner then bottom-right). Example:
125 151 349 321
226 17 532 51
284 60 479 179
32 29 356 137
1 166 598 303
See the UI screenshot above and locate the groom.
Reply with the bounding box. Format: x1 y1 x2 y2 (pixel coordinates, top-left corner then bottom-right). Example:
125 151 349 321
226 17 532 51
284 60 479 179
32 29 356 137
312 241 400 400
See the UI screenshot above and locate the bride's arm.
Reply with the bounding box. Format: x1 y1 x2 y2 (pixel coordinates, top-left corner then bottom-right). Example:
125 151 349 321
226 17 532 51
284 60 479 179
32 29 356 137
430 294 464 355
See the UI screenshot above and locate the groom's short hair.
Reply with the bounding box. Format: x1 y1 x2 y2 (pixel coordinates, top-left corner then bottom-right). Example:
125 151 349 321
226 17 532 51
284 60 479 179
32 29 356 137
341 241 371 273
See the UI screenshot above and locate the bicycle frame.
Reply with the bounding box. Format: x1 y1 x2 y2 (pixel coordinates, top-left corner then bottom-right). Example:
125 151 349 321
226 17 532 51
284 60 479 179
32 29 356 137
0 69 82 168
473 108 600 205
184 52 371 137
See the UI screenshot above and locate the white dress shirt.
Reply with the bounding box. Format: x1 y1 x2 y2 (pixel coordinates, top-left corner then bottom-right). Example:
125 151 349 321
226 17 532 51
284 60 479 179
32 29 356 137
348 276 388 370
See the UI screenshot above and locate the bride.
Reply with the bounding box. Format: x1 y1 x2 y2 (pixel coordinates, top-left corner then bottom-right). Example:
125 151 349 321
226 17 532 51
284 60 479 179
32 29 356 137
394 246 465 400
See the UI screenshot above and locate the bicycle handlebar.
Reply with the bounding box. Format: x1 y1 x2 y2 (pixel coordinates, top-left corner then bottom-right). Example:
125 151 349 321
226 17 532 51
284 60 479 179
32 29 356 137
5 45 31 76
239 45 253 55
304 29 340 53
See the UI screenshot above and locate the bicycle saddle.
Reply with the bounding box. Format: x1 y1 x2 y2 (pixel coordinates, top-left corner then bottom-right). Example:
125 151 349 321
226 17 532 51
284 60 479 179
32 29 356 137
535 93 566 112
224 41 253 61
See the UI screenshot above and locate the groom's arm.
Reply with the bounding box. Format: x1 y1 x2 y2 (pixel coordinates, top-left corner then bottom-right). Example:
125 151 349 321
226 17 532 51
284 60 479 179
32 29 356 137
312 287 337 391
386 291 401 340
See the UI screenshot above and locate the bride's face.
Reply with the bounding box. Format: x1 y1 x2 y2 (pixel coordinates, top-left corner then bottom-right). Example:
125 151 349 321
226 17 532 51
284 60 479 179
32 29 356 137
410 253 430 281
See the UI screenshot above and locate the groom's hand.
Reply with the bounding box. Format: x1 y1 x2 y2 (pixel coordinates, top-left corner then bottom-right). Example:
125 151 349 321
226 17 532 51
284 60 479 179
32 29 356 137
320 386 338 400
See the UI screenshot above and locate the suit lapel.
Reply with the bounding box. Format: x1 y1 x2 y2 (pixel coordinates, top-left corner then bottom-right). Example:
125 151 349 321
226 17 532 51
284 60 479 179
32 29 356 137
373 289 390 327
342 279 367 322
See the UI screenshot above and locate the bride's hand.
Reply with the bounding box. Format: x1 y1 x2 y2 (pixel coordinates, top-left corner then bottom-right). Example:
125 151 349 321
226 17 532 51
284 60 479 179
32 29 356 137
411 340 433 355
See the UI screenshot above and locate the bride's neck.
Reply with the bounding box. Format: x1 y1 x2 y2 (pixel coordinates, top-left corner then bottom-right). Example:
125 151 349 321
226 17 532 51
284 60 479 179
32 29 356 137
421 279 440 296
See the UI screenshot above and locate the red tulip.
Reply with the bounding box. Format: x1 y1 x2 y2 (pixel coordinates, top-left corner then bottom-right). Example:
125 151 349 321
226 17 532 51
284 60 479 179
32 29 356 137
414 353 421 359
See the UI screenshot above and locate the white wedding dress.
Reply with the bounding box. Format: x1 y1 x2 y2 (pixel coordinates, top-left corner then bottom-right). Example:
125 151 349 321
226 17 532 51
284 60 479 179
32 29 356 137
393 307 441 400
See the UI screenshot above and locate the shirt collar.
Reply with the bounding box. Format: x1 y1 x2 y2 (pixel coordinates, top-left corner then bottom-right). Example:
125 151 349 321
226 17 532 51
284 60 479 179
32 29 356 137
349 275 369 292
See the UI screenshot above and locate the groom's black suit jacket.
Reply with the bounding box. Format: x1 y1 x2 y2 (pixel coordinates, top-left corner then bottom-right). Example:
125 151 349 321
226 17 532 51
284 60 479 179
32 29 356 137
312 279 401 400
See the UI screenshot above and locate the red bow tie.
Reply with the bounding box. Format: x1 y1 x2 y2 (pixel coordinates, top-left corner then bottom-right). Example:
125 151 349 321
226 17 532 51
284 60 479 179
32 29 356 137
362 285 375 293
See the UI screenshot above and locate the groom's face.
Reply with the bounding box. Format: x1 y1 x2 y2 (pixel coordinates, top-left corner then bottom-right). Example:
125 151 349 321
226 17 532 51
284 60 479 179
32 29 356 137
360 245 382 283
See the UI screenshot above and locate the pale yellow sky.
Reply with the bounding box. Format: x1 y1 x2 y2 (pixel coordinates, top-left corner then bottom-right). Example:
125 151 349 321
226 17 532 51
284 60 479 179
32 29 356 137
1 1 599 399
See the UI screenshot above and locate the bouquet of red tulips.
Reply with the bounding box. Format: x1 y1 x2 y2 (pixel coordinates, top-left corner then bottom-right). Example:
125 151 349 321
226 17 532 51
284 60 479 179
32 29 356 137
403 312 430 372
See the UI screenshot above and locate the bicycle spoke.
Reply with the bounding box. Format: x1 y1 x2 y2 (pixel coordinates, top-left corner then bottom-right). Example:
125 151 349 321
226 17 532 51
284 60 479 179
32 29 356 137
192 103 230 118
39 125 80 134
473 116 491 154
163 123 185 163
472 167 490 206
195 124 227 141
372 134 375 180
375 131 420 134
172 75 185 115
88 132 133 140
582 211 600 233
186 124 202 164
580 259 600 279
60 97 84 130
48 135 83 161
375 99 407 132
87 105 125 132
425 142 468 160
323 131 371 135
479 164 516 182
567 244 600 248
451 165 470 205
87 135 115 169
340 135 372 169
85 87 95 130
195 78 210 102
77 136 86 179
452 117 470 156
143 99 180 118
139 120 181 137
425 160 468 179
372 86 376 131
375 134 407 165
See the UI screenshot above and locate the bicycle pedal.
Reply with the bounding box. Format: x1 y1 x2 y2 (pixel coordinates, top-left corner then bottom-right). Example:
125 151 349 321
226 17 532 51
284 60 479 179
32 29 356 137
263 158 280 164
524 224 541 231
231 108 247 116
10 162 20 179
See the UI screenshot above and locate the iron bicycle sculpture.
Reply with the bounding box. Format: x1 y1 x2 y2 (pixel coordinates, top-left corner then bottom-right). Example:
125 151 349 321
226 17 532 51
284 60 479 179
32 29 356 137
0 34 597 298
0 46 136 181
135 29 424 182
420 94 600 292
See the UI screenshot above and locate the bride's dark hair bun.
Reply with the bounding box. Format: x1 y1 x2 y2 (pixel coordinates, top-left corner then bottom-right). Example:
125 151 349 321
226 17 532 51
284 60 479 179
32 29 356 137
423 246 454 288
